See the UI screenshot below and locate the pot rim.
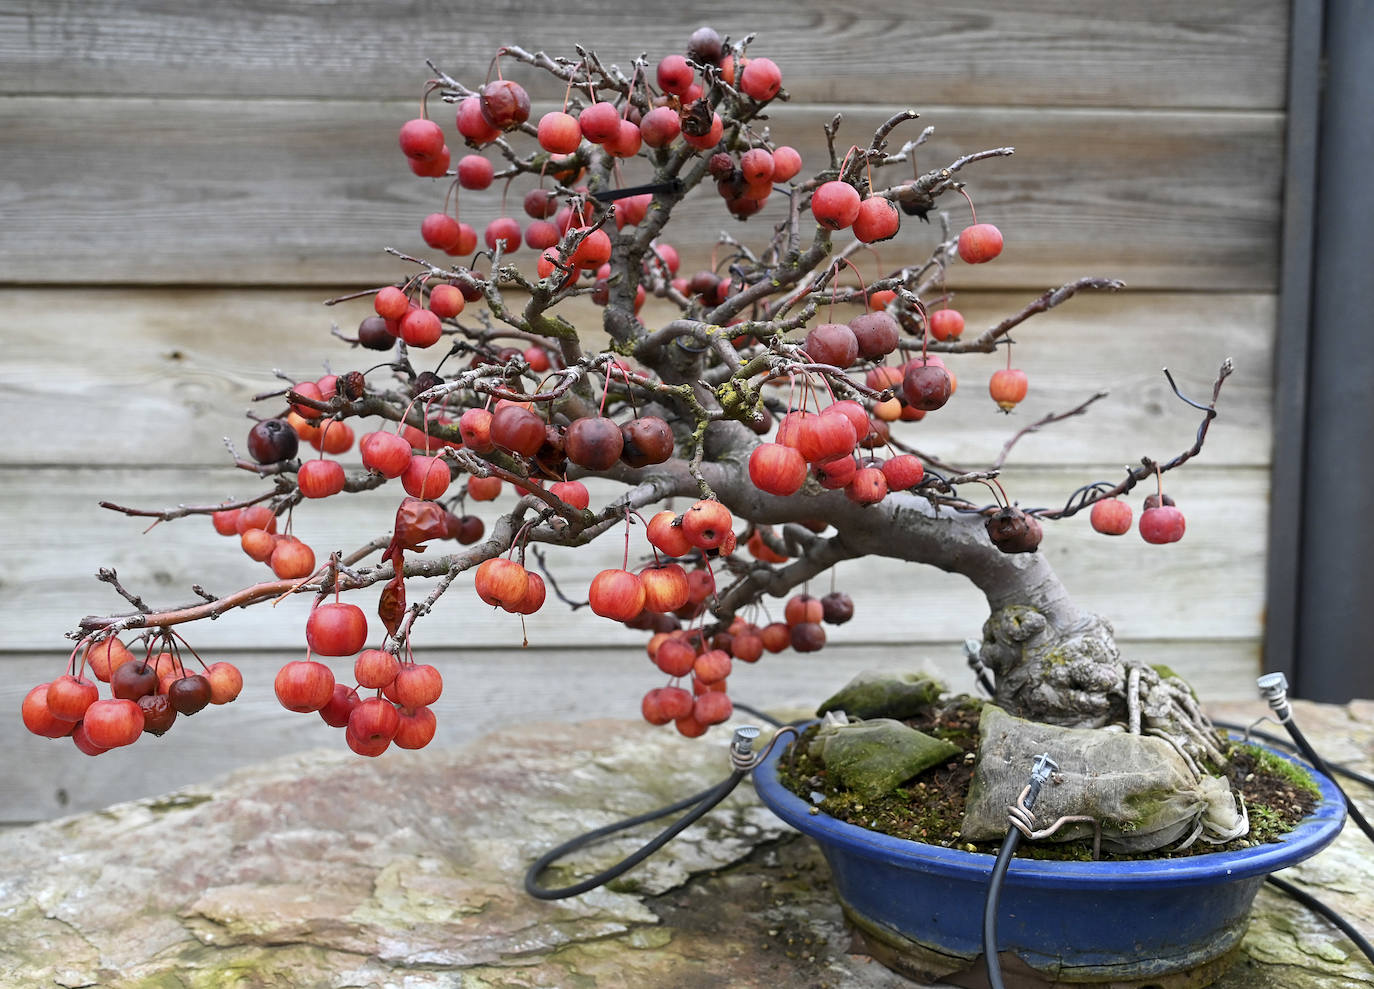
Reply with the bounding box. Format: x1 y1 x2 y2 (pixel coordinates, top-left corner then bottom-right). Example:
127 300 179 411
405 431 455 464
752 728 1347 889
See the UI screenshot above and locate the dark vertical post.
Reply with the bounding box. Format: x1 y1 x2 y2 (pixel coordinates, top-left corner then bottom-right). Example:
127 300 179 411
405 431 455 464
1265 0 1324 690
1288 0 1374 700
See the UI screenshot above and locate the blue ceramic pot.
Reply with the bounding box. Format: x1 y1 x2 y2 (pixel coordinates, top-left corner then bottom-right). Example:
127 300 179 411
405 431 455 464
752 736 1346 986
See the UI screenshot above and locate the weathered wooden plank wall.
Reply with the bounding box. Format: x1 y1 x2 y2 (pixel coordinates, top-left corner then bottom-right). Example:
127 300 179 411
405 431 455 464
0 1 1287 822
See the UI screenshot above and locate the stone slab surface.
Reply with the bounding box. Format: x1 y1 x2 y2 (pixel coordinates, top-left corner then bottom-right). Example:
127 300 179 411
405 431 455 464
0 701 1369 988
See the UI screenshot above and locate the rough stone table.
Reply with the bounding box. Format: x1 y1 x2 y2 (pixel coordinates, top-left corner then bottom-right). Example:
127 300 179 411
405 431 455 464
1 701 1370 988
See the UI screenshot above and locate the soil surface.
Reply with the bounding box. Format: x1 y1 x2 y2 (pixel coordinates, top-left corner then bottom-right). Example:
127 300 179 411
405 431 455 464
778 696 1320 861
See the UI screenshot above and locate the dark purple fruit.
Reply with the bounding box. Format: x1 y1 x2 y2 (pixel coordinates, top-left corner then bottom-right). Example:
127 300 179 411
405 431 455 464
247 418 299 464
479 80 531 131
338 370 367 400
985 507 1044 554
620 416 674 468
821 591 855 625
625 610 682 634
445 512 484 544
565 416 625 471
848 312 900 359
803 323 859 369
168 674 213 716
357 316 393 350
688 271 721 298
790 622 827 653
687 26 724 65
110 660 159 700
708 153 735 180
413 370 444 394
902 364 953 412
138 693 177 736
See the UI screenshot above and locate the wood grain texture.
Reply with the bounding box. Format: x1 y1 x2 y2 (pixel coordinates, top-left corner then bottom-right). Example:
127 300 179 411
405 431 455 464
0 287 1273 468
0 640 1261 824
1 464 1266 653
0 98 1282 290
0 0 1288 109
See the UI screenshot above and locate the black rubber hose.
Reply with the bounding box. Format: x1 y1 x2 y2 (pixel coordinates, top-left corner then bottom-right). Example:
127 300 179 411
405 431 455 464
1280 718 1374 845
525 770 746 899
1211 719 1374 790
730 701 817 729
1267 875 1374 965
983 827 1022 989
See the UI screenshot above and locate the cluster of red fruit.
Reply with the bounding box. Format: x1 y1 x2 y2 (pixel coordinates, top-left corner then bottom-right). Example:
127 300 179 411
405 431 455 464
551 498 858 735
1090 493 1186 544
22 638 243 756
212 503 317 580
585 502 733 626
638 586 855 737
749 397 926 506
275 602 441 755
400 27 800 259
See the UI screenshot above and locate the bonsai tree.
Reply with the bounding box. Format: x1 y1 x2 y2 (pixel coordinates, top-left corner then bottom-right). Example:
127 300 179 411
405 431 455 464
22 31 1233 790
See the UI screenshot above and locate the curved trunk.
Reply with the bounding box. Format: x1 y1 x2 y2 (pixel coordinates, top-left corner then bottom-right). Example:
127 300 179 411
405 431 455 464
613 423 1211 745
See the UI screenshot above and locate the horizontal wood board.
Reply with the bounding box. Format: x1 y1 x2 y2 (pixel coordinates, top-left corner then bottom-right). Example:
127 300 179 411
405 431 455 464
0 99 1283 290
0 288 1274 468
0 640 1262 824
0 464 1267 653
0 1 1290 827
0 0 1288 108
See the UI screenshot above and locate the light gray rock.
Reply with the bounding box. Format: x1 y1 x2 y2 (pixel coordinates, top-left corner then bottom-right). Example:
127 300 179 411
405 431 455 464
0 702 1369 987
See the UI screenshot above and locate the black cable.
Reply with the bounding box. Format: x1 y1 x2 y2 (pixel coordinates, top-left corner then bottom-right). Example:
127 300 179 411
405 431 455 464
983 828 1021 989
730 701 785 727
1211 718 1374 790
1279 717 1374 845
525 770 746 900
1267 875 1374 965
1220 700 1374 965
730 701 816 729
983 758 1051 989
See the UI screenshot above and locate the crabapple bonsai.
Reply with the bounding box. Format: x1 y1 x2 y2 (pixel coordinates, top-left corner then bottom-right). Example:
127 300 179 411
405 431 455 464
34 31 1236 803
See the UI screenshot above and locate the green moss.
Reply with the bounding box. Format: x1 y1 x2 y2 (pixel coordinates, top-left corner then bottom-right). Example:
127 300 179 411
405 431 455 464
1237 742 1323 800
1043 646 1070 667
780 697 1321 862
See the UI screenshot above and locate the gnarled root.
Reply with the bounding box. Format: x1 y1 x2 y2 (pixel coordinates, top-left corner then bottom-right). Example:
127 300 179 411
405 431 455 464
977 604 1229 772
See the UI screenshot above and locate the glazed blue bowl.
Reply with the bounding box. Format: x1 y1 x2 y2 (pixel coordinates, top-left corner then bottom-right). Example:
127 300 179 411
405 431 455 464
752 734 1346 984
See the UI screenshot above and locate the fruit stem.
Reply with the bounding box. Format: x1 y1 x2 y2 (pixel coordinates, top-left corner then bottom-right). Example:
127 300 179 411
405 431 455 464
165 627 209 671
599 364 613 416
621 65 640 119
815 367 838 406
837 257 868 307
957 187 978 225
420 79 442 120
562 62 581 113
66 638 86 678
837 144 861 178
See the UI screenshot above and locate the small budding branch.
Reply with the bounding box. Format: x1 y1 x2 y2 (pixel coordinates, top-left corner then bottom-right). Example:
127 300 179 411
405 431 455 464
28 27 1231 765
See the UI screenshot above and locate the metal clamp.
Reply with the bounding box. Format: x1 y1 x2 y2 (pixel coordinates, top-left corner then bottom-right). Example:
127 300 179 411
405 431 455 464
1005 753 1103 860
1257 672 1292 723
730 726 763 771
